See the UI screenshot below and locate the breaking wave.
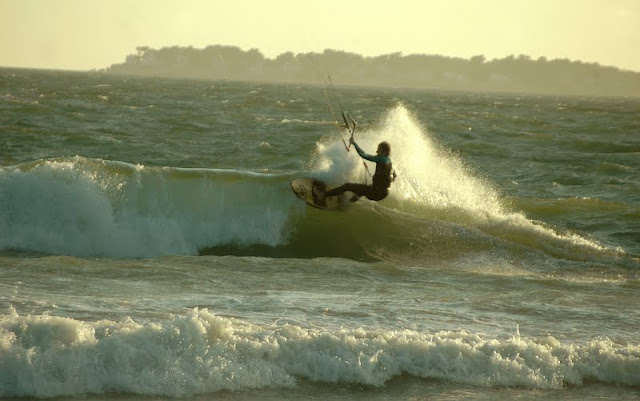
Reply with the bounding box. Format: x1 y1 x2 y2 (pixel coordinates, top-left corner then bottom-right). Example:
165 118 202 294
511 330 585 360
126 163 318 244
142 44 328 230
0 105 624 264
1 308 638 398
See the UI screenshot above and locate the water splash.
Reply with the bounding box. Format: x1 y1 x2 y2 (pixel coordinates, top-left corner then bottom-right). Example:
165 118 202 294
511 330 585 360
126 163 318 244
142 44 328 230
312 104 624 261
313 104 504 216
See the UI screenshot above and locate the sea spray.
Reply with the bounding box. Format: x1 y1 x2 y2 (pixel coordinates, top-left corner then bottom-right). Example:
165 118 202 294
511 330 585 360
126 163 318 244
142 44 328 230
311 104 621 261
312 104 506 216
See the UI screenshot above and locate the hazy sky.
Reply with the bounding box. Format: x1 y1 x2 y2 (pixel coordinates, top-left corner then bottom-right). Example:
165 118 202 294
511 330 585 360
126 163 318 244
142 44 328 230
2 0 639 72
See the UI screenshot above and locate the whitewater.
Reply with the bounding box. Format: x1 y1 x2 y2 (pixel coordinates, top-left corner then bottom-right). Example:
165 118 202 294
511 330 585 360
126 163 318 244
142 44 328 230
1 69 639 400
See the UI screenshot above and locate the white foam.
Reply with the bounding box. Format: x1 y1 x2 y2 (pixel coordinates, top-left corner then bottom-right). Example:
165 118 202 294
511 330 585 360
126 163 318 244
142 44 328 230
1 308 638 397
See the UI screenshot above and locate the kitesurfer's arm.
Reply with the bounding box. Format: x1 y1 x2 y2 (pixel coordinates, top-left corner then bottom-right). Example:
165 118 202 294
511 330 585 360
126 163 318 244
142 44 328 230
351 139 388 164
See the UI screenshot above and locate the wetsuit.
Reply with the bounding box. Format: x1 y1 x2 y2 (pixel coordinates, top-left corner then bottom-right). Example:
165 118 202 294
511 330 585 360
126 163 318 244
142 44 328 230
325 142 393 201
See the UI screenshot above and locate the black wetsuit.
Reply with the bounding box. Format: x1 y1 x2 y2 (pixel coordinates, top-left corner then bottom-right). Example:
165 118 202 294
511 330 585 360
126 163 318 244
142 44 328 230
325 143 393 201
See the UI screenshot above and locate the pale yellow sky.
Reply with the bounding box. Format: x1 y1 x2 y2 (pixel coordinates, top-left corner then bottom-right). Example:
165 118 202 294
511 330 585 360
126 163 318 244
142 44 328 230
2 0 639 72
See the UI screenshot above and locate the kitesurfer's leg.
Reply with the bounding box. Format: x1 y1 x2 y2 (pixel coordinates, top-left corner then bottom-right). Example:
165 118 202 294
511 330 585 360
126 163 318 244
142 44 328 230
364 187 389 201
326 183 375 199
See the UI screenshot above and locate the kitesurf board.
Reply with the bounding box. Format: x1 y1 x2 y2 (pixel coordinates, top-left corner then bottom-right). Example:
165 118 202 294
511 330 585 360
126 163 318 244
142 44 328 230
291 178 344 210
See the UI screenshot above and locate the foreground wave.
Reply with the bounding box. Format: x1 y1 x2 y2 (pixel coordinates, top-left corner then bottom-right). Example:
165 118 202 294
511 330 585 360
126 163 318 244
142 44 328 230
1 308 638 397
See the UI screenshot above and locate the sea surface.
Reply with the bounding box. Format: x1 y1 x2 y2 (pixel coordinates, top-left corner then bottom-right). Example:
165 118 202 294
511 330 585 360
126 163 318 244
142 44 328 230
1 69 639 400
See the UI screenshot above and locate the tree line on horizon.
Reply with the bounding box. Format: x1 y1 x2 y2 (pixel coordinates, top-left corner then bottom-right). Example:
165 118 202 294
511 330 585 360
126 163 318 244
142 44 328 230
105 45 640 97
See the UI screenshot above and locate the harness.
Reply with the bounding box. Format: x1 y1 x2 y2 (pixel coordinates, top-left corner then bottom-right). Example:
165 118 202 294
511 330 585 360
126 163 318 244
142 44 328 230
373 161 393 189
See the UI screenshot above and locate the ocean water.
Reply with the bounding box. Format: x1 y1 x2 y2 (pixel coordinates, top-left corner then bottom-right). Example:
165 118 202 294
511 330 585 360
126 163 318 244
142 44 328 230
0 68 639 400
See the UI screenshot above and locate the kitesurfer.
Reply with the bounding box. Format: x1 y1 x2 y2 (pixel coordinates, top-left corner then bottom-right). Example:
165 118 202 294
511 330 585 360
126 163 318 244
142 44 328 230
323 138 396 202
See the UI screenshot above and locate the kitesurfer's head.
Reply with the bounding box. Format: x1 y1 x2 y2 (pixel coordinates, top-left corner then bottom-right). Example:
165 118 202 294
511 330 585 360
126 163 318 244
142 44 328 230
377 141 391 156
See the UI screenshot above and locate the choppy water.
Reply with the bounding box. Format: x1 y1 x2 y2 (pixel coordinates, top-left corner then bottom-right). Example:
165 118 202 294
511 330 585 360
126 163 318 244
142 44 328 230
1 69 639 400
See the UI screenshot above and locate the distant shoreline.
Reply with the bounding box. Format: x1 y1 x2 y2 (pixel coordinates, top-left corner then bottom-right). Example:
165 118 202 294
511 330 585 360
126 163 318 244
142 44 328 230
100 45 640 98
3 47 640 98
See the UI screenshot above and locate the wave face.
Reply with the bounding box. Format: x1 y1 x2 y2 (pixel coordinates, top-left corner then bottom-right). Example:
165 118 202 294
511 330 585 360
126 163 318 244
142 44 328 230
0 157 298 258
0 105 628 265
1 308 638 398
